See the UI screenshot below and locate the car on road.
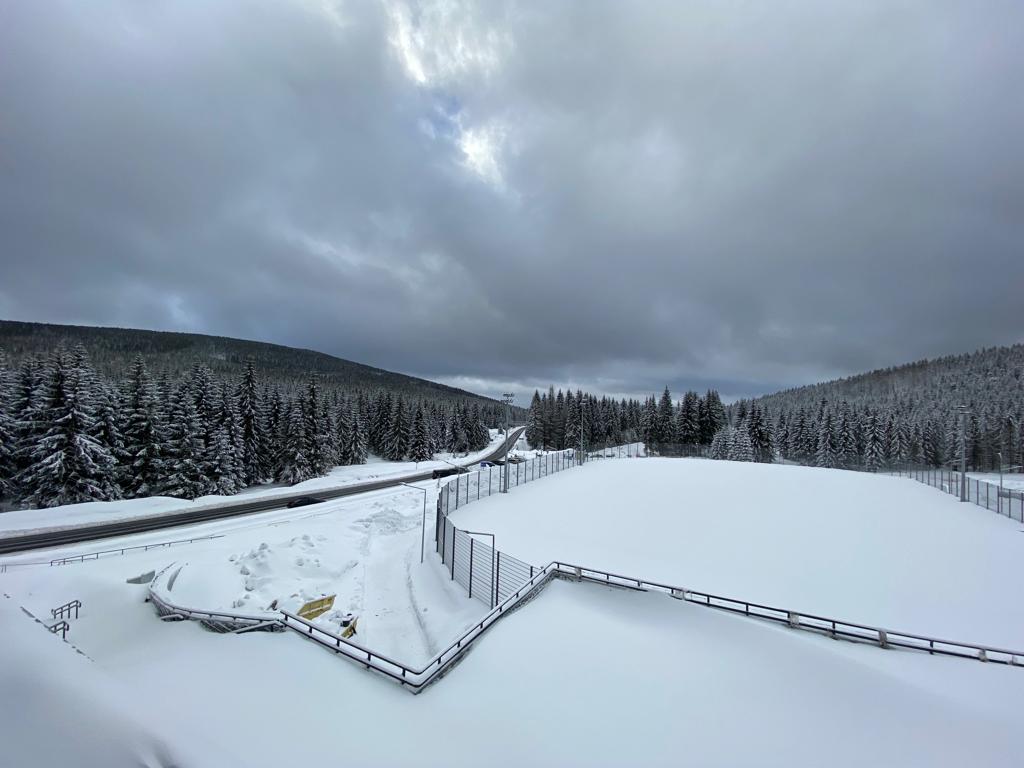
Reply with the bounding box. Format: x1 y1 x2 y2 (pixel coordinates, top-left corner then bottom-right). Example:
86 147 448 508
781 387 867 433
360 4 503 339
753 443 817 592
479 461 495 468
431 466 469 479
506 456 526 464
286 496 325 509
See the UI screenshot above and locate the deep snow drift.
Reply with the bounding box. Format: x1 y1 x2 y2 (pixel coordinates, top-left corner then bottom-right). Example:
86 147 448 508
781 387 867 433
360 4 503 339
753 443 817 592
450 458 1024 647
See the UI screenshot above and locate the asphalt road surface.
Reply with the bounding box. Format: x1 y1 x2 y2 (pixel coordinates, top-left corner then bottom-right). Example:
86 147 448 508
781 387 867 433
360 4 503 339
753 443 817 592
0 427 526 555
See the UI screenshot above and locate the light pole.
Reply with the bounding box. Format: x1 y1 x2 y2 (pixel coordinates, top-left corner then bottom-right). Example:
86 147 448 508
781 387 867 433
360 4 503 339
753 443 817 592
400 482 428 563
956 405 970 502
501 393 515 493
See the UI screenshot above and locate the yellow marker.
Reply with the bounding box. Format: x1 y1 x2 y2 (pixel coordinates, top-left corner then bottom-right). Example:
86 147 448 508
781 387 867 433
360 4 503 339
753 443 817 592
297 595 336 620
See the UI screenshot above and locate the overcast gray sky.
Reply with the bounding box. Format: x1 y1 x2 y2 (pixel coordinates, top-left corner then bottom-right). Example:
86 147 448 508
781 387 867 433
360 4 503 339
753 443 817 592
2 1 1022 404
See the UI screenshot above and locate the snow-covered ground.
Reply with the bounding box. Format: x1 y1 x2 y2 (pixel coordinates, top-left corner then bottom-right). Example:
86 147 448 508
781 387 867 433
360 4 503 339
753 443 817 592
969 472 1024 491
2 456 1022 766
1 481 485 666
3 578 1018 767
451 458 1024 647
0 430 511 538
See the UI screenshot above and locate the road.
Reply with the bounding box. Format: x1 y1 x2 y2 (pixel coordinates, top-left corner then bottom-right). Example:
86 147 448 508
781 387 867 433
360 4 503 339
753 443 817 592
0 427 526 555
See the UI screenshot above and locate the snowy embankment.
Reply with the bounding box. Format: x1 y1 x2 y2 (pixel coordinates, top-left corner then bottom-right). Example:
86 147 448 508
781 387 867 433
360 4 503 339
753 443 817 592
450 458 1024 647
0 431 510 539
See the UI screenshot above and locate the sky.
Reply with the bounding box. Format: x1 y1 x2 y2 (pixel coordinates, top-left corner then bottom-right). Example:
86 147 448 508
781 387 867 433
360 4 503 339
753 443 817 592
2 1 1023 405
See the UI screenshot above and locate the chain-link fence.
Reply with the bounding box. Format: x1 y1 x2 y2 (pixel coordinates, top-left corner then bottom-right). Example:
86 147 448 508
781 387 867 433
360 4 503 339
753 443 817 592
435 443 644 606
893 467 1024 523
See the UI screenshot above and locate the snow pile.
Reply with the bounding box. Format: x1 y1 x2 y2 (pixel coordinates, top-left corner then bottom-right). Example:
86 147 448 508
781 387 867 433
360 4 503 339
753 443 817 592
0 599 229 767
450 458 1024 646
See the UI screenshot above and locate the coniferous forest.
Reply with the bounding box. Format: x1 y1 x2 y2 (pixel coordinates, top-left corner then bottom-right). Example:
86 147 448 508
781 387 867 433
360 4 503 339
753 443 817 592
526 343 1024 474
0 344 501 510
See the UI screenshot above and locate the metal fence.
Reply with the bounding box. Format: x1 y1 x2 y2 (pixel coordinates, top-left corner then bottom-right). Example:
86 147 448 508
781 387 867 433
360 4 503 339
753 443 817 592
435 443 644 607
891 468 1024 523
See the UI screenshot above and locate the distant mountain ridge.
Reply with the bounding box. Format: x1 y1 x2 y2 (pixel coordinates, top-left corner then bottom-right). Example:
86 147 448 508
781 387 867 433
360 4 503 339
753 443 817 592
0 319 499 407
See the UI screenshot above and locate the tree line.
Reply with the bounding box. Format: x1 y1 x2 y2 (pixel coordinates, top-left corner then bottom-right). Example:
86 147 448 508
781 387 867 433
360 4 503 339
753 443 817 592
524 386 729 454
0 346 496 509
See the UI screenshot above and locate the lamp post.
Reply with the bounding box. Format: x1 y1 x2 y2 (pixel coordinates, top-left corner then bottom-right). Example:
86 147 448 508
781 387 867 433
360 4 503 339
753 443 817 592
956 405 970 502
400 482 428 563
501 393 515 493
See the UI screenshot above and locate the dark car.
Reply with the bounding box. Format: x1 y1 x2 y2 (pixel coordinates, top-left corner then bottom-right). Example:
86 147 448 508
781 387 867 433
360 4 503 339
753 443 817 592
286 496 325 509
431 466 468 479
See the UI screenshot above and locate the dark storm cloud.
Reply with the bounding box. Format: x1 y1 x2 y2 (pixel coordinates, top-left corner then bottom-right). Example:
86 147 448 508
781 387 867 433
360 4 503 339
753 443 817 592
2 1 1022 404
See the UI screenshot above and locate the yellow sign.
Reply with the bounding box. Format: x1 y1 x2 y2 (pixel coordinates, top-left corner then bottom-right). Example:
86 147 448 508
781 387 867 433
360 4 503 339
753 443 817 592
297 595 336 620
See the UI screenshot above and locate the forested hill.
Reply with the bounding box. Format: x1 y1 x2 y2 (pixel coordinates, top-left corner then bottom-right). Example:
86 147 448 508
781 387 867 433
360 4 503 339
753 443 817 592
0 320 497 407
742 343 1024 471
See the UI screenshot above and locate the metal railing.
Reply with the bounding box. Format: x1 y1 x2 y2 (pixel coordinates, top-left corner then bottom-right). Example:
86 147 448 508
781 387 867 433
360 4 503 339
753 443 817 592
51 599 82 621
560 563 1024 666
49 535 226 566
147 563 281 634
279 561 561 692
48 620 70 640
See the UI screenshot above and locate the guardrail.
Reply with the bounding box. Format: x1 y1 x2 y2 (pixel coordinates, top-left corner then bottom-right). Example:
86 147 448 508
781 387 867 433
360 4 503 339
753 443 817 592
560 563 1023 666
147 563 280 634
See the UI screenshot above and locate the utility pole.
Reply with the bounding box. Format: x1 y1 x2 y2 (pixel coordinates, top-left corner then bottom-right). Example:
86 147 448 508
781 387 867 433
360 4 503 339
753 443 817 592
579 395 585 465
502 393 515 493
957 404 969 502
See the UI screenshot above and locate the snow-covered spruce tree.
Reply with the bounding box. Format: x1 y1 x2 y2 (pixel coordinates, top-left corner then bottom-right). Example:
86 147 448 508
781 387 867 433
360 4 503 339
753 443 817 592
468 403 490 451
728 427 755 462
815 411 838 468
699 390 727 445
163 383 208 500
236 359 269 485
525 390 544 449
18 352 118 508
276 400 311 485
347 401 367 465
564 393 583 454
11 358 47 491
409 405 433 463
335 396 354 465
384 396 410 461
655 387 674 449
863 410 883 472
677 391 700 445
709 426 733 460
208 384 244 495
0 349 16 498
301 378 330 476
122 355 166 497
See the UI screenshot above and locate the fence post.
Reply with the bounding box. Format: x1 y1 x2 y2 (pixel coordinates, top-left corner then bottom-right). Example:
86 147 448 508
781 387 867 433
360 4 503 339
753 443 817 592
468 538 474 599
496 551 501 607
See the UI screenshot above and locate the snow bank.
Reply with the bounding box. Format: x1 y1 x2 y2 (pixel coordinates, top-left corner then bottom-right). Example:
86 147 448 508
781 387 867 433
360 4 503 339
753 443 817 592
0 599 230 767
450 458 1024 646
56 579 1019 768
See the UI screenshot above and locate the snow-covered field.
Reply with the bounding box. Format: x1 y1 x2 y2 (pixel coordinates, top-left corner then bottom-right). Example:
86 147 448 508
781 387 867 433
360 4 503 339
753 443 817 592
969 472 1024 491
0 430 510 538
451 458 1024 647
2 456 1022 766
